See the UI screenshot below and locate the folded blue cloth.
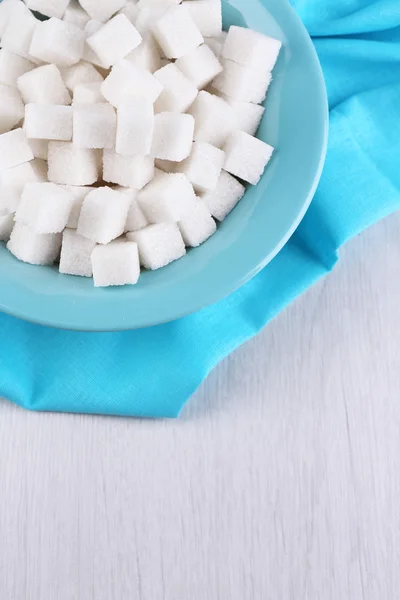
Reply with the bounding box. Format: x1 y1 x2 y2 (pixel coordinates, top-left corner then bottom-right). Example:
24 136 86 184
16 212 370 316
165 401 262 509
1 0 399 417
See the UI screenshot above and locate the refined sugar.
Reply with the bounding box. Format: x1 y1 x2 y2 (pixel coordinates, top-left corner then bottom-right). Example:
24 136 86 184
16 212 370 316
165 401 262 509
15 182 74 234
103 152 154 192
154 158 177 173
204 32 226 58
59 228 96 277
77 187 131 243
0 214 14 242
152 5 204 59
212 59 272 104
73 82 103 104
177 141 225 193
79 0 128 23
135 1 176 35
151 113 194 161
1 3 39 63
118 1 139 24
202 170 245 220
116 99 154 156
73 103 116 149
188 91 235 148
154 64 198 113
63 1 90 29
0 158 47 215
227 100 265 136
87 14 142 69
91 240 140 287
176 44 222 89
0 50 35 88
48 141 99 185
0 84 24 135
119 188 149 232
63 185 95 228
60 61 103 92
27 138 48 161
24 104 73 141
222 26 282 73
127 223 185 269
101 60 163 107
0 0 21 38
82 20 107 67
138 172 196 222
17 64 71 105
0 129 34 172
7 222 62 265
224 131 274 185
25 0 71 19
125 35 162 73
184 0 222 38
178 199 216 247
29 18 85 68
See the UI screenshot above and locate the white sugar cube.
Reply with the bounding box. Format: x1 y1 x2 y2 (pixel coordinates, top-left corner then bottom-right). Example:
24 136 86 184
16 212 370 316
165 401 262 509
177 141 225 193
178 199 216 247
60 185 95 228
222 26 282 72
226 100 265 136
27 138 48 161
73 82 103 104
188 91 235 148
25 0 71 19
213 59 272 104
79 0 128 23
0 84 24 134
91 240 140 287
87 14 142 68
29 18 85 68
154 64 198 113
101 60 163 107
125 34 162 73
138 172 196 222
175 44 222 89
15 182 73 234
202 170 245 221
0 50 35 88
7 222 62 265
0 214 14 242
127 223 185 269
77 187 131 243
103 151 154 190
0 129 34 172
184 0 222 38
1 3 39 63
63 1 90 29
152 5 204 59
116 99 154 156
82 20 108 68
151 113 194 162
48 141 99 185
118 1 139 24
60 61 103 92
119 188 148 232
17 64 72 105
24 104 73 141
59 228 96 277
0 0 21 38
135 1 176 35
73 103 116 149
224 131 274 185
0 158 47 215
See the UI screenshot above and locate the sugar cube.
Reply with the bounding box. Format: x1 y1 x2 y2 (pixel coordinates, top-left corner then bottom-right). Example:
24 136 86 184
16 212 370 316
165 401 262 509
119 188 148 232
213 59 272 104
63 1 90 29
135 1 176 35
59 228 96 277
87 14 142 69
27 138 48 161
125 34 162 73
0 214 14 242
222 26 282 73
7 222 62 265
224 131 274 185
127 223 185 269
82 20 108 68
0 158 47 215
0 84 24 135
116 100 154 156
101 60 163 107
118 1 139 24
0 50 35 88
178 199 216 247
61 186 95 228
91 240 140 287
151 113 194 161
15 182 74 234
103 151 154 190
48 141 99 185
73 82 103 104
60 61 103 92
184 0 222 38
188 91 235 148
29 18 85 68
25 0 71 19
138 172 197 222
177 141 225 193
202 170 245 221
225 100 265 136
0 0 21 38
77 187 131 244
1 3 39 63
79 0 128 23
154 64 198 113
24 104 73 141
152 5 204 59
0 129 34 172
73 103 116 149
17 64 72 105
175 44 222 89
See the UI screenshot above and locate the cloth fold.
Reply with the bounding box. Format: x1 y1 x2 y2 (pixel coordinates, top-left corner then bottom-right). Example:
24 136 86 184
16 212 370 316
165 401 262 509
1 0 399 417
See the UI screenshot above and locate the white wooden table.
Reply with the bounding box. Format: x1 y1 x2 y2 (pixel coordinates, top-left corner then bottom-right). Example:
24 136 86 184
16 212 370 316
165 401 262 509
1 214 399 600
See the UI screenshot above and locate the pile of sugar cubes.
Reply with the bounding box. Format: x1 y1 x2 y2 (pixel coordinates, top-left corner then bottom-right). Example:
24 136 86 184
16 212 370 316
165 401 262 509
0 0 281 287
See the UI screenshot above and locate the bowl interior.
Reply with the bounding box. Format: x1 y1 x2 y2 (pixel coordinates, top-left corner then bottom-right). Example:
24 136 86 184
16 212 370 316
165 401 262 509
0 0 328 331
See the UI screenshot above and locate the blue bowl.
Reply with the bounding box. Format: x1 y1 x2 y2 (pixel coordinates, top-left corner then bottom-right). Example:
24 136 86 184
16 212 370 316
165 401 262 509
0 0 328 331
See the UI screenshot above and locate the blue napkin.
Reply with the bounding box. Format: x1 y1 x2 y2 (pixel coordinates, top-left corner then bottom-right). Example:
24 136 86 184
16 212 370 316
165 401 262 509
1 0 400 417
